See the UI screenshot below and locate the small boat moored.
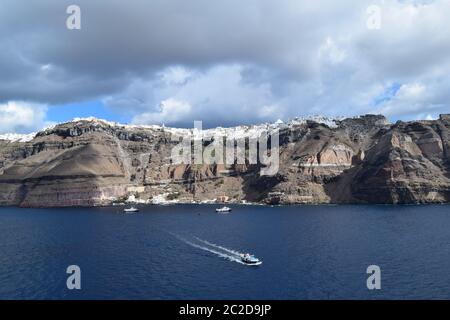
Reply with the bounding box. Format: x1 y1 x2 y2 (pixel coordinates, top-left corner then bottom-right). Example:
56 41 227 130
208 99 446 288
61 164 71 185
240 253 262 265
215 206 232 213
123 207 139 213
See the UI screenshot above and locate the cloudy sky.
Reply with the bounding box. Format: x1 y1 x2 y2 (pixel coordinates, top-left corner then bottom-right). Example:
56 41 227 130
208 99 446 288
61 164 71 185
1 0 450 133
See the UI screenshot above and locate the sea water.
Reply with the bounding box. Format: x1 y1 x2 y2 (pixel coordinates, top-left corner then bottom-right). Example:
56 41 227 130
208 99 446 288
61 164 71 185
1 204 450 299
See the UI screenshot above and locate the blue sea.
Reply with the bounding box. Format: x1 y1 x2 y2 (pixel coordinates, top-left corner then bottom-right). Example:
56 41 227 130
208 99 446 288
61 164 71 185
1 204 450 300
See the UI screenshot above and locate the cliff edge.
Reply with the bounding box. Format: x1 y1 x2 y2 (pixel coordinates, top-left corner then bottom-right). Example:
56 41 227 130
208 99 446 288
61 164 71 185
1 114 449 207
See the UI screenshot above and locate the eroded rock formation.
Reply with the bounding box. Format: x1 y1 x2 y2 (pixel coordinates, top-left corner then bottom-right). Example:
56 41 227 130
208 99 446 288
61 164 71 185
0 114 449 207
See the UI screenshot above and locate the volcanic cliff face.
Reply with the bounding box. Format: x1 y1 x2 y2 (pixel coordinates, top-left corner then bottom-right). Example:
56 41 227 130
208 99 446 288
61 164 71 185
0 114 449 207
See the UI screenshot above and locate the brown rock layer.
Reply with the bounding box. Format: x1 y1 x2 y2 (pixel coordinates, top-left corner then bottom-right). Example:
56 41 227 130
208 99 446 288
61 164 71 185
1 114 449 207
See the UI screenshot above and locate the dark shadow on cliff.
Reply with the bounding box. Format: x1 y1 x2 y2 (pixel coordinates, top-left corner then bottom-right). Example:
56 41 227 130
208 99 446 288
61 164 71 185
240 164 286 203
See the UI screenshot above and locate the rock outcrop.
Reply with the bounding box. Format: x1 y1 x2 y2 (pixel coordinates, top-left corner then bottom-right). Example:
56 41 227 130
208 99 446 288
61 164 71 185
1 114 449 207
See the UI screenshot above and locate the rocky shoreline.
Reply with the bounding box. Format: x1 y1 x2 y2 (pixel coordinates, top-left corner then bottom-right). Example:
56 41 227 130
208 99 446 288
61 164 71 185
1 114 450 207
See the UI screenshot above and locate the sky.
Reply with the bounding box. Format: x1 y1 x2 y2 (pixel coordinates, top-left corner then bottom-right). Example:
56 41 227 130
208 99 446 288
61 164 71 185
1 0 450 133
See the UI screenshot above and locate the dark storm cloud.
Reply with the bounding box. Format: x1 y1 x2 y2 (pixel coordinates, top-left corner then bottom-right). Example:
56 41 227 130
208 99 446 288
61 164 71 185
1 0 450 130
0 0 362 103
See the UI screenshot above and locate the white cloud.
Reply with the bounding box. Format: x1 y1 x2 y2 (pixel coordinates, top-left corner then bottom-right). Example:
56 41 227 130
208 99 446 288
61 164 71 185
113 64 280 127
101 1 450 125
377 81 449 120
318 37 347 65
133 98 192 124
259 105 281 119
159 66 193 85
2 0 450 125
0 101 48 134
397 83 426 100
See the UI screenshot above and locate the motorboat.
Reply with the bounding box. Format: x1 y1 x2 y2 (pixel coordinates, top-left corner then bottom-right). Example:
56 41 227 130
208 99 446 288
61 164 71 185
215 206 232 213
123 207 139 213
240 253 262 265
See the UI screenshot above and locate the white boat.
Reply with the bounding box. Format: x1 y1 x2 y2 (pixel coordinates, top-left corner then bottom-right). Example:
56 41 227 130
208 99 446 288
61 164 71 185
240 253 262 265
123 207 139 213
215 206 232 213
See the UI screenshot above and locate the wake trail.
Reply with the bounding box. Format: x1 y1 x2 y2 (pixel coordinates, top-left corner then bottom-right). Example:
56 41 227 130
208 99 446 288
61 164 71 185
172 234 246 265
194 237 244 257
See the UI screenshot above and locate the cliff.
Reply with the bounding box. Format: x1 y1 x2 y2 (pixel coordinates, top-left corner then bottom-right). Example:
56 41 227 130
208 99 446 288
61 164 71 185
0 114 449 207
